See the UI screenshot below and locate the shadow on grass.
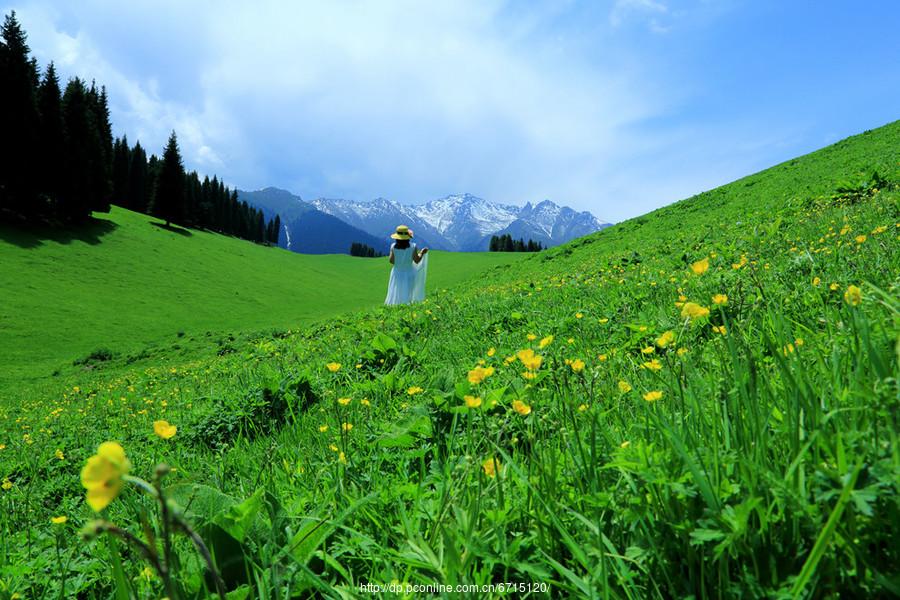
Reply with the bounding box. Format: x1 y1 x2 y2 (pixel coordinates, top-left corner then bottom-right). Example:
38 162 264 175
150 221 193 236
0 214 118 249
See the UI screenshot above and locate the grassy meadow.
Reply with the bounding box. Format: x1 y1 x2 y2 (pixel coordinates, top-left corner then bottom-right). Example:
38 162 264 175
0 121 899 598
0 207 524 392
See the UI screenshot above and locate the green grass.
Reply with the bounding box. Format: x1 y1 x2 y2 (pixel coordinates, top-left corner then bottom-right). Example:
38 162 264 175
1 120 899 599
0 207 525 389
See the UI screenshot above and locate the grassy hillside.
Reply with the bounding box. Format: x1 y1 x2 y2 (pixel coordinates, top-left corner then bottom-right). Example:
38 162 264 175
0 207 525 389
1 121 898 598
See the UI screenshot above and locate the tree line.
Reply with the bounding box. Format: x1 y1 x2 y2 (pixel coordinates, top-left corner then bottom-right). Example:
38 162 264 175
489 234 543 252
0 11 280 246
349 242 383 257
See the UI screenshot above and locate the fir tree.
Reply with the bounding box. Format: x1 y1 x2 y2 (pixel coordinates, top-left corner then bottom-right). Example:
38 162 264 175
60 78 95 221
111 135 131 207
37 62 65 208
0 11 40 217
127 141 148 213
152 131 185 226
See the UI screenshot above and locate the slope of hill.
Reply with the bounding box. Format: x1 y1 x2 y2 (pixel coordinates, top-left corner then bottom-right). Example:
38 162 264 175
0 207 525 389
1 121 898 598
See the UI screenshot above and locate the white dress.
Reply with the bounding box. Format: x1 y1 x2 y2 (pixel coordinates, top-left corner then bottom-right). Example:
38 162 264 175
385 243 428 305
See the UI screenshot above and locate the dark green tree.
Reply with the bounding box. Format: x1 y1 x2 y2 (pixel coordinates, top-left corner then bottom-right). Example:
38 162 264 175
0 11 40 217
37 62 65 207
152 132 185 226
126 141 148 213
111 135 131 207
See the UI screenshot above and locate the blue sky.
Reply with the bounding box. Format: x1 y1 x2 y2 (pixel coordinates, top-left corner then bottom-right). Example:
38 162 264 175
4 0 899 222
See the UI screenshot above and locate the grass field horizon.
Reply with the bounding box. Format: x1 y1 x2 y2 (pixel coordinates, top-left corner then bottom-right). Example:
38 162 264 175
0 207 526 389
1 120 898 598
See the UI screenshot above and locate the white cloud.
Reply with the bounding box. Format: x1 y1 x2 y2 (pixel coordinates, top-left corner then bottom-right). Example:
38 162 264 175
610 0 668 28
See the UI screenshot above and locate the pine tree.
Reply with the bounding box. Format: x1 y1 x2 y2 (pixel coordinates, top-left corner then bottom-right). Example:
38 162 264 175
60 78 94 221
272 215 280 246
85 81 111 212
111 134 131 207
127 141 148 213
37 62 65 210
152 131 185 226
0 11 41 217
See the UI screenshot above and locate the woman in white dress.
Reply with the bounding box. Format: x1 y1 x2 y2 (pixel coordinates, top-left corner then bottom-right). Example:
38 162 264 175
385 225 428 305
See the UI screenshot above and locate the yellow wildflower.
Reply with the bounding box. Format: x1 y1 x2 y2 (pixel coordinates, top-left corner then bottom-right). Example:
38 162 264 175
482 457 500 478
620 441 631 449
55 449 65 460
855 234 866 244
487 347 496 357
153 420 177 440
677 347 689 356
539 335 554 348
598 353 608 361
1 478 11 491
712 325 727 335
656 330 675 348
643 390 663 402
318 425 328 432
337 397 351 406
812 276 821 286
575 312 584 319
570 359 585 372
516 349 543 371
511 400 531 416
712 294 728 305
342 422 353 432
464 395 482 408
338 451 347 464
830 283 839 291
326 362 341 373
578 404 588 412
407 386 424 395
641 346 654 355
681 302 710 321
467 366 494 385
618 380 632 394
51 516 67 525
526 333 537 341
690 257 709 275
81 442 130 512
360 398 371 407
844 285 862 306
642 359 662 372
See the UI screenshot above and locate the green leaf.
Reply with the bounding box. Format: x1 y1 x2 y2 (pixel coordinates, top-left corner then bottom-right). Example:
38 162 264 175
213 488 265 543
371 332 397 354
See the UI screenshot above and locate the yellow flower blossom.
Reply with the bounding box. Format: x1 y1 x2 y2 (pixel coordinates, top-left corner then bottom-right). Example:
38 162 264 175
326 362 341 373
643 390 663 402
487 347 496 357
467 366 494 384
642 359 662 372
712 325 727 335
690 257 709 275
338 451 347 464
812 277 821 286
55 449 65 460
482 457 500 478
656 331 675 348
153 420 177 440
342 422 353 432
81 442 130 512
618 380 632 393
578 404 588 412
360 398 371 407
712 294 728 305
464 395 482 408
516 349 543 371
526 333 537 341
620 441 631 449
407 386 424 395
575 312 584 319
570 359 585 372
539 335 554 348
318 425 328 432
598 353 608 361
677 347 689 356
51 516 67 524
1 478 12 491
641 346 654 355
855 234 866 244
829 282 839 291
844 285 862 306
681 302 710 321
337 397 351 406
511 400 531 415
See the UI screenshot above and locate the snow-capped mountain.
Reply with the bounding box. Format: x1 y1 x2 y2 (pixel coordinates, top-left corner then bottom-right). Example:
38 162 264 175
313 194 608 251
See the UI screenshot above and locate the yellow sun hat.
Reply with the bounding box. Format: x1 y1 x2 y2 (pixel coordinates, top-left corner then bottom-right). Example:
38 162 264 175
390 225 413 240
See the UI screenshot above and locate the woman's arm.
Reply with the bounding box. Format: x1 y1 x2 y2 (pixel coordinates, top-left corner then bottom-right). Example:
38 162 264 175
413 247 428 264
389 247 395 264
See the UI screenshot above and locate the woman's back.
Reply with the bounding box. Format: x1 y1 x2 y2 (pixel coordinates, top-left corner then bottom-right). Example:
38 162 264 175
392 244 415 270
